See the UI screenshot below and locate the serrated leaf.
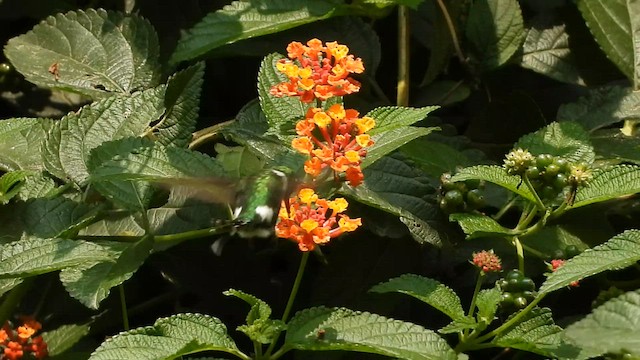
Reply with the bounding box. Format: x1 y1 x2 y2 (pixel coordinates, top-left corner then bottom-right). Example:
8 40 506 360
215 144 264 178
0 237 115 279
449 213 513 239
451 165 536 203
224 289 272 324
564 289 640 356
257 53 311 135
4 8 160 98
22 197 99 238
16 172 58 201
222 100 292 163
577 0 640 87
0 171 29 204
557 86 640 132
400 140 473 178
42 87 165 185
170 0 339 63
572 165 640 208
366 106 440 135
362 154 438 221
519 23 583 84
516 121 595 164
286 307 457 360
363 127 438 169
370 274 466 321
0 279 24 298
42 323 91 357
60 237 152 309
493 307 564 357
438 317 477 334
89 313 241 360
540 230 640 294
465 0 525 70
155 62 204 148
591 129 640 165
476 287 501 326
0 118 53 172
340 183 442 246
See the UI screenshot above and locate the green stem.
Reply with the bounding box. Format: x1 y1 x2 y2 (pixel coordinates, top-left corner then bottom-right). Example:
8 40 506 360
435 0 465 64
270 344 293 360
522 175 546 211
472 295 544 344
397 5 410 106
119 285 130 331
512 236 525 273
265 252 310 357
515 206 538 231
189 119 234 150
464 272 485 337
254 340 263 359
75 223 234 243
493 196 517 221
520 243 547 259
0 278 34 325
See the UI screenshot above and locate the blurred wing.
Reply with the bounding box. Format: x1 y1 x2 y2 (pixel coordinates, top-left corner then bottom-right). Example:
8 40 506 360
151 177 238 206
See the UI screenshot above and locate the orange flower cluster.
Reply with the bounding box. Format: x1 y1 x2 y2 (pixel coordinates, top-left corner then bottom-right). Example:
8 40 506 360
292 104 375 186
0 318 47 360
276 189 361 252
270 39 364 102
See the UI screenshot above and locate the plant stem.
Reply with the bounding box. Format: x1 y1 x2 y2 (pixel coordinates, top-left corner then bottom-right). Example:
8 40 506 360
493 196 517 221
119 285 130 331
512 236 525 272
464 272 484 337
265 252 310 357
436 0 466 65
189 119 234 149
522 175 546 211
472 295 544 344
397 5 410 106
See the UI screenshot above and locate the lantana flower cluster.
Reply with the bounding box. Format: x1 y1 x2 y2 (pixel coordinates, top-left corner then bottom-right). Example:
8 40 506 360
270 39 364 102
0 318 48 360
271 39 372 252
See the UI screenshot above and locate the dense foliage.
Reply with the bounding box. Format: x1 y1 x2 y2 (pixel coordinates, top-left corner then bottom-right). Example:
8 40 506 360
1 0 640 359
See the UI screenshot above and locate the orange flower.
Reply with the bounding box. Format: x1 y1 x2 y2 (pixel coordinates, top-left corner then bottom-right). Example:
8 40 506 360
291 104 375 186
276 189 361 251
4 341 23 360
0 318 47 360
270 38 365 102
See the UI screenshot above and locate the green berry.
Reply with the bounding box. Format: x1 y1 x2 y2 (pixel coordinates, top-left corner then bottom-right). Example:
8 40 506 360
513 296 528 308
522 290 535 300
465 179 481 189
544 163 561 179
536 154 554 168
500 292 514 304
564 245 580 258
552 248 566 260
496 279 508 290
554 158 569 172
519 278 535 292
553 173 568 190
506 269 524 281
525 166 540 179
541 185 558 200
444 190 464 206
466 189 485 209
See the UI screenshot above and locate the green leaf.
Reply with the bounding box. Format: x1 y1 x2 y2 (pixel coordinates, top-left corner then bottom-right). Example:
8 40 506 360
451 165 536 203
42 323 91 357
557 86 640 132
0 118 53 172
449 213 513 239
370 274 466 321
362 154 438 221
16 172 58 201
89 313 241 360
438 317 477 334
257 53 311 135
224 289 284 344
366 106 440 135
22 197 99 238
341 183 442 246
465 0 525 70
170 0 339 63
4 8 161 98
493 307 565 357
521 225 589 259
577 0 640 87
564 289 640 357
155 62 205 148
591 129 640 165
60 237 152 309
222 99 292 163
540 230 640 294
215 144 264 178
286 307 457 360
0 237 115 279
42 87 165 185
0 279 24 298
475 287 501 326
572 165 640 208
0 171 29 204
363 127 438 169
400 140 474 178
519 23 584 85
515 121 595 164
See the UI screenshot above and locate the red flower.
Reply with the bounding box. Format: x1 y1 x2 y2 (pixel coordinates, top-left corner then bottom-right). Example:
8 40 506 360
472 250 502 273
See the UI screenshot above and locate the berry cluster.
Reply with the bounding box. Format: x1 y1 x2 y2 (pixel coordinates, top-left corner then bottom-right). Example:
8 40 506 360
503 149 592 205
497 269 536 310
438 173 485 214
